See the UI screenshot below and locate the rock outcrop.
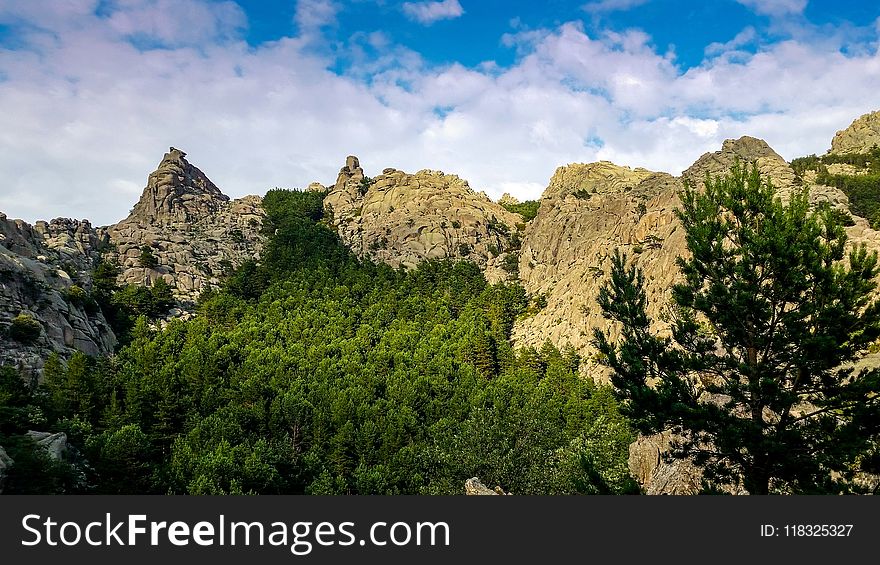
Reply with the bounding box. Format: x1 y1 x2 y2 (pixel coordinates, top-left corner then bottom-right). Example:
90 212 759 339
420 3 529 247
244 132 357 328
26 430 68 462
103 148 265 303
510 131 880 366
512 162 685 357
464 477 508 495
628 432 703 495
324 156 521 281
1 213 116 374
830 110 880 155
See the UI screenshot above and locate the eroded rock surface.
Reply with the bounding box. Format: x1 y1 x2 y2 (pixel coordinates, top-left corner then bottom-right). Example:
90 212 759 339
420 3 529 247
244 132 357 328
324 156 521 281
103 147 265 303
830 110 880 155
1 213 115 374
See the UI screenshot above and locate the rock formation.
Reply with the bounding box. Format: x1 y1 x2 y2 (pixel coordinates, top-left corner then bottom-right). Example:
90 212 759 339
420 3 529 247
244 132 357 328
1 213 116 373
510 131 880 369
628 432 703 495
103 147 265 303
512 162 683 357
830 110 880 155
464 477 508 495
26 430 68 462
1 147 265 374
324 156 521 281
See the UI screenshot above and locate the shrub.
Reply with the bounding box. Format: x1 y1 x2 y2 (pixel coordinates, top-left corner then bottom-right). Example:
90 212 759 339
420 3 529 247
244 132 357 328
9 314 42 343
501 200 540 222
139 246 159 269
501 253 519 275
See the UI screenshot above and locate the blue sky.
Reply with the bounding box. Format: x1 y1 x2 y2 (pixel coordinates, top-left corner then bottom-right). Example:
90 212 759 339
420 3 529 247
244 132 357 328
0 0 879 224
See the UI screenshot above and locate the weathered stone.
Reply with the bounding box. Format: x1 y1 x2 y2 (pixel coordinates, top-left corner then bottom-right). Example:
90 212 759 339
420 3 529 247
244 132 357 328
103 148 265 304
830 110 880 154
0 215 116 374
27 431 68 461
464 477 508 495
324 156 521 282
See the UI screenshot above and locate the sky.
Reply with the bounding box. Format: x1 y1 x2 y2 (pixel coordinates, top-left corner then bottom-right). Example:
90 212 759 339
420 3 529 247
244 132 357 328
0 0 879 225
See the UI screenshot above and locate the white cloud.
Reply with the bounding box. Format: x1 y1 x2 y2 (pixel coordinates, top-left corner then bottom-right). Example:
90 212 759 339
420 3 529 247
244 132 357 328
402 0 464 25
735 0 807 18
705 27 757 56
582 0 650 15
0 1 879 226
295 0 339 33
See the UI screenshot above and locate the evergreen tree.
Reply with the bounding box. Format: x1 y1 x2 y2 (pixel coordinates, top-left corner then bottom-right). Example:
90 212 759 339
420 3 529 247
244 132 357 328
594 163 880 494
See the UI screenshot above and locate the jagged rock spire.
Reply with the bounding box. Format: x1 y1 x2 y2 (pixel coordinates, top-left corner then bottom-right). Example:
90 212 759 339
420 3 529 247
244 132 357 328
125 147 229 226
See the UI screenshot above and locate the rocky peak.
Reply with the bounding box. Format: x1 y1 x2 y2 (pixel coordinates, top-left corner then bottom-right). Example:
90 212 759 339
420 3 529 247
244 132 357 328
682 135 794 191
105 148 264 304
323 156 520 277
830 110 880 155
334 155 365 190
542 161 656 201
498 193 520 206
125 147 229 227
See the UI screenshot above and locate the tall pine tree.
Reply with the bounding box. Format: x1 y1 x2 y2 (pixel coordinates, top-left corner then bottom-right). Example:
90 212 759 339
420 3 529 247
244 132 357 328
594 162 880 494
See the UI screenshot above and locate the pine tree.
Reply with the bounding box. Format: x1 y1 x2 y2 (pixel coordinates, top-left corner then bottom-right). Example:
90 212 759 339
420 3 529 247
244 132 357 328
594 162 880 494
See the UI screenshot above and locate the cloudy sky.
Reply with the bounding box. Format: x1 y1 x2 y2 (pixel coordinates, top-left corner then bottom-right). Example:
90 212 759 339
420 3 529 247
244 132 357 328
1 0 879 225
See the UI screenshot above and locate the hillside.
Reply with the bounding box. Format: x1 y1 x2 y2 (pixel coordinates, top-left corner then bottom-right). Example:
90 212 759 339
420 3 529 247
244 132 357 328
1 110 880 495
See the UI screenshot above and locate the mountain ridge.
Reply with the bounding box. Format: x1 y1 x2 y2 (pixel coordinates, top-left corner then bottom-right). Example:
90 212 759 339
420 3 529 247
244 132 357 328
2 110 880 376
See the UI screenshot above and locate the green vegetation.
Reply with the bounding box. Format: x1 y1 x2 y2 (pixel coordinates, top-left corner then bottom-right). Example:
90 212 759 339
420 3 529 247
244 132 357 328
791 146 880 228
88 260 176 343
501 253 520 276
1 188 635 495
595 163 880 494
139 245 159 269
501 200 541 222
9 313 42 343
818 172 880 228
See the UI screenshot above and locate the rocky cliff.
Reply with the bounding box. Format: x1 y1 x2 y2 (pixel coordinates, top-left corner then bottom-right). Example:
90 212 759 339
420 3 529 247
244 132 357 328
830 110 880 155
510 129 880 372
324 156 521 282
0 213 115 373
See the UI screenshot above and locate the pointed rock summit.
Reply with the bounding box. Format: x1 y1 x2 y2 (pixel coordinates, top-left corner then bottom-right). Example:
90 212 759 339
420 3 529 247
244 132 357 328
105 147 265 302
126 147 229 226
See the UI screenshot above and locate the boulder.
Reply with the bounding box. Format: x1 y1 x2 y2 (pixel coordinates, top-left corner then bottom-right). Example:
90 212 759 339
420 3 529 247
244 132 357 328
27 431 68 461
464 477 508 495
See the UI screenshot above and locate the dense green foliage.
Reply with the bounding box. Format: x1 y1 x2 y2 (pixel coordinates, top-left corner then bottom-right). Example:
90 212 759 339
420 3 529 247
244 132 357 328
791 146 880 228
90 260 175 342
595 163 880 494
139 246 159 268
501 200 541 222
1 188 635 495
